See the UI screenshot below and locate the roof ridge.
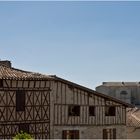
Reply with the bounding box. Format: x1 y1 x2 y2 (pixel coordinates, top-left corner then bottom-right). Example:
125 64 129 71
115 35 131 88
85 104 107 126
0 63 11 68
0 64 51 80
12 67 35 74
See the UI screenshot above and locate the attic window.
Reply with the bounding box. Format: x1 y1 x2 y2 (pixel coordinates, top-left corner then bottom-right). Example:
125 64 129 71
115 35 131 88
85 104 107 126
105 106 116 116
68 105 80 116
0 79 3 87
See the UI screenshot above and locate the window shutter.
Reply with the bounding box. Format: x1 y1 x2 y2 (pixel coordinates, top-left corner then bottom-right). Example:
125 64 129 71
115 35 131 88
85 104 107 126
113 128 116 139
103 129 107 139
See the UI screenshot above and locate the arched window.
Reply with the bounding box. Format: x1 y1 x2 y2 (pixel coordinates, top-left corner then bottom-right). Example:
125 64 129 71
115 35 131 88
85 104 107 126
120 91 128 100
120 91 128 95
105 106 116 116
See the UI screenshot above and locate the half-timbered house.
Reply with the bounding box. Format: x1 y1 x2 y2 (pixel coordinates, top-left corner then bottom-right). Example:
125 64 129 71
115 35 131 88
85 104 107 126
0 61 52 139
0 61 133 139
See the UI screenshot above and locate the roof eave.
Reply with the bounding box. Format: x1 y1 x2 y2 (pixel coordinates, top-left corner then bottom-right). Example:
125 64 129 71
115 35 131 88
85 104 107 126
50 75 134 108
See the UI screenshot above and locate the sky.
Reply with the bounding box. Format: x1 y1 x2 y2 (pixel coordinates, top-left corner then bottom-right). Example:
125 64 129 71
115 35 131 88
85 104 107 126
0 1 140 89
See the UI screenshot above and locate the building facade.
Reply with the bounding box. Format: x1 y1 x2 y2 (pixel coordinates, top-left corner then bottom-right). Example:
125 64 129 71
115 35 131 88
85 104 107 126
0 61 53 139
0 61 133 139
96 82 140 139
96 82 140 106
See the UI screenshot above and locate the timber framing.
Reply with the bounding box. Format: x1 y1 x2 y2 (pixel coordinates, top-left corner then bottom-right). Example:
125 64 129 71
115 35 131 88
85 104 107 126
50 75 133 108
0 62 134 139
0 64 51 139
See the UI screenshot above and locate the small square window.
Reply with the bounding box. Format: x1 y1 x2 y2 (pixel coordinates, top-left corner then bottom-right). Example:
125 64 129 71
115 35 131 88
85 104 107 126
89 106 95 116
68 105 80 116
105 106 116 116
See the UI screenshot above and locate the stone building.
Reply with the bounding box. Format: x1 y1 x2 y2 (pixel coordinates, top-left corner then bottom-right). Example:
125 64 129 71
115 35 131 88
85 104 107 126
96 82 140 139
0 61 133 139
96 82 140 106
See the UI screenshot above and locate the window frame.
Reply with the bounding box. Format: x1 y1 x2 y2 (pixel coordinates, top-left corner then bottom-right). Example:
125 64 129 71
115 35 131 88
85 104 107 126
16 90 25 112
68 105 80 116
105 106 116 116
62 130 79 139
103 128 116 139
0 79 3 87
89 106 95 116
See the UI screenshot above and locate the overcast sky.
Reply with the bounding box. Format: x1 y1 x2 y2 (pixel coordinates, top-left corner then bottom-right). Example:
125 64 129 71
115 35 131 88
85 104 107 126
0 1 140 89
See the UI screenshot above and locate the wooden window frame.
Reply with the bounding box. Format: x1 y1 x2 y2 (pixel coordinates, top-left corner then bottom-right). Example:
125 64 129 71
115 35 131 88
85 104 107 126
103 128 116 139
68 105 80 116
105 106 116 116
62 130 79 139
0 79 3 87
16 90 25 112
89 106 95 116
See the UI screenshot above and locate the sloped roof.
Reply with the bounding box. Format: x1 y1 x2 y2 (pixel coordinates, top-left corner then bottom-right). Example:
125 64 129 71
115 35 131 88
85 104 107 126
0 63 134 107
127 108 140 127
0 64 52 80
50 75 134 108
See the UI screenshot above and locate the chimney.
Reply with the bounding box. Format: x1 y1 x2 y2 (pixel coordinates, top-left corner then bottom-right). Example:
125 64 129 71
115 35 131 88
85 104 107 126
0 60 11 68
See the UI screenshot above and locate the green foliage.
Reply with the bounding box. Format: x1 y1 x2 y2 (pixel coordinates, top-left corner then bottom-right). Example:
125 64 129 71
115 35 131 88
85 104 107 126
13 131 34 140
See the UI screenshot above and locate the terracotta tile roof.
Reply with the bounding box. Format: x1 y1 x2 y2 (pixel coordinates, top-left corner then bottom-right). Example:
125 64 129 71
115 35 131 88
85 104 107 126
0 65 52 80
127 107 140 127
0 63 134 107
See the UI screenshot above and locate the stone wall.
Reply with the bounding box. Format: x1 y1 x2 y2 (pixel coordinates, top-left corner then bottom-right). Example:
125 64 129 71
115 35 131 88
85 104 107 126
52 125 126 139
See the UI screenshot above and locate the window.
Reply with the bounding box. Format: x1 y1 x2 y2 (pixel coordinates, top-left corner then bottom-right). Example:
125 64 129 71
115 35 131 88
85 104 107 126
89 106 95 116
103 128 116 139
120 91 128 100
120 90 128 95
0 79 3 87
62 130 79 139
68 105 80 116
18 123 29 133
16 90 25 111
105 106 116 116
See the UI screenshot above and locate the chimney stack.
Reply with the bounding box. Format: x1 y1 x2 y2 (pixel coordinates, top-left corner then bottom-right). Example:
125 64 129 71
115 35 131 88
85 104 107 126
0 60 11 68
